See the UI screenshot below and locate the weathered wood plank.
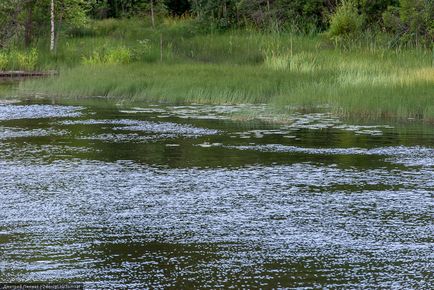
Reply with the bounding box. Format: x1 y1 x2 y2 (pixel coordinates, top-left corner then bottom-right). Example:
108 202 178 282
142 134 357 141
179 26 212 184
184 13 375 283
0 70 58 78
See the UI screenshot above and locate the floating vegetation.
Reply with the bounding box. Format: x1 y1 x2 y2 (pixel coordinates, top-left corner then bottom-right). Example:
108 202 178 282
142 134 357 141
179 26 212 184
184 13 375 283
119 104 267 121
0 105 82 120
225 145 434 167
60 119 220 136
79 133 180 143
0 127 68 140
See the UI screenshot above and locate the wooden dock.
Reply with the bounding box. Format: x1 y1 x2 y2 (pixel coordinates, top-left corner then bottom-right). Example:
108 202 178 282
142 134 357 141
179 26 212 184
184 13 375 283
0 70 58 78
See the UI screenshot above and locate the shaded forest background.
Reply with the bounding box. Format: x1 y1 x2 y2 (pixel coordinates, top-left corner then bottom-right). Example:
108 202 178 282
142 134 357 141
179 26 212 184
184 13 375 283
0 0 432 50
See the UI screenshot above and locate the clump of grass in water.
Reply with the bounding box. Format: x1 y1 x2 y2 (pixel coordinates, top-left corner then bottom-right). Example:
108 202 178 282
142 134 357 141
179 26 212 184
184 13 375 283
20 63 288 104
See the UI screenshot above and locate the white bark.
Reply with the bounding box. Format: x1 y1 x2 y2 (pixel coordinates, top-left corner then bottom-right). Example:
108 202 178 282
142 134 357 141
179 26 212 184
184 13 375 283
50 0 55 52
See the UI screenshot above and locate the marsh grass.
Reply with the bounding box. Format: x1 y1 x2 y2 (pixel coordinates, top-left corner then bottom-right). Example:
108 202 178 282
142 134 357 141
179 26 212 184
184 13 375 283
0 49 39 71
10 18 434 121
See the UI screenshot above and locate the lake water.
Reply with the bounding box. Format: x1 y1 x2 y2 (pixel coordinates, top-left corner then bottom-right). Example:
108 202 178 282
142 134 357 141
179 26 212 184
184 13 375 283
0 99 433 289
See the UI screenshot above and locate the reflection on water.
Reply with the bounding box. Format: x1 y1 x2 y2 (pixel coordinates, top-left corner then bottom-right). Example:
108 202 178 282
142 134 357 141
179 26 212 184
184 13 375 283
0 100 433 289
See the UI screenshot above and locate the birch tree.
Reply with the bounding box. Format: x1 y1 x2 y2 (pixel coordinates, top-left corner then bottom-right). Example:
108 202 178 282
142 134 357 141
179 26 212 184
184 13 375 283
50 0 55 52
51 0 89 52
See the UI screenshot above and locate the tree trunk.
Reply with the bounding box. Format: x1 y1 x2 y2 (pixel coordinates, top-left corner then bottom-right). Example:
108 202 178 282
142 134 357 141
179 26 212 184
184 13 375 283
24 3 33 48
50 0 55 52
160 33 163 62
55 6 64 53
150 0 155 29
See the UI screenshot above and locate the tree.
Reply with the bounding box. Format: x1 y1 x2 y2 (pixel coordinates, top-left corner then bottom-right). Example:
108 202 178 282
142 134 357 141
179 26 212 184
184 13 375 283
383 0 433 47
190 0 331 32
191 0 239 30
54 0 89 51
0 0 89 50
0 0 32 48
165 0 191 16
50 0 55 52
24 1 36 47
358 0 399 25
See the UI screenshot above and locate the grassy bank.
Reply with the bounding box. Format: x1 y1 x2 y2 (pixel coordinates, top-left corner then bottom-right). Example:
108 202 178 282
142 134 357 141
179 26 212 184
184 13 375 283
5 18 434 121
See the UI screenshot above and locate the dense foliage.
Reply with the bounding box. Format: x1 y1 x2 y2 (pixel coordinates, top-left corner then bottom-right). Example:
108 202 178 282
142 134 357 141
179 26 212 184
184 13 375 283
0 0 432 49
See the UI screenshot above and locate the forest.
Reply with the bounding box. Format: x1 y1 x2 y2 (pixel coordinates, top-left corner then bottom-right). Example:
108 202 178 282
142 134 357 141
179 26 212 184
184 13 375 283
0 0 432 49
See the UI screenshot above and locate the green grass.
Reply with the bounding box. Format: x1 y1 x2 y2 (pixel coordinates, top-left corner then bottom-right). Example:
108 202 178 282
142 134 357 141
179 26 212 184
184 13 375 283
4 18 434 121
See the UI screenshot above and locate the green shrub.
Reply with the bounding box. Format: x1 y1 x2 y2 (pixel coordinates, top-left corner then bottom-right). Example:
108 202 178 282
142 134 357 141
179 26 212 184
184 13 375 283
133 39 159 62
82 47 132 65
16 49 38 70
382 6 402 34
105 47 132 64
0 52 7 70
328 0 364 39
4 49 39 70
82 51 104 65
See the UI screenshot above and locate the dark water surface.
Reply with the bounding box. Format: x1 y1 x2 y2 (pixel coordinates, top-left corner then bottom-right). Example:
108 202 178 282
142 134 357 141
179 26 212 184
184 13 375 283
0 99 433 289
